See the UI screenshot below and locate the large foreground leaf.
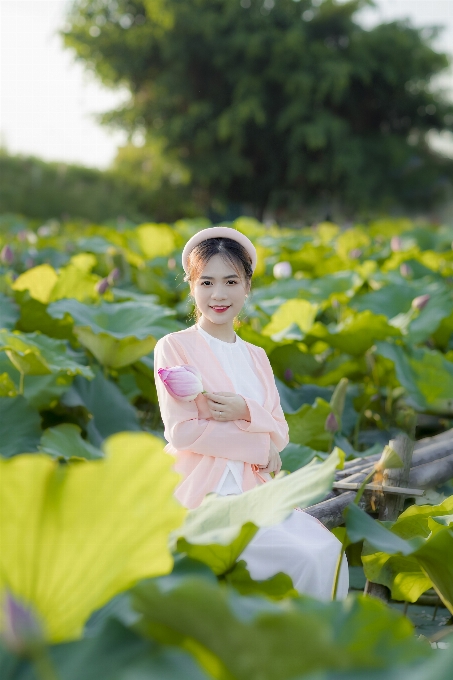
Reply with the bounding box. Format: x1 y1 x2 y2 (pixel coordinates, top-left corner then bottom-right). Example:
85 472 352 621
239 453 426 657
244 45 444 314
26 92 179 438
0 432 186 642
132 577 429 680
48 299 182 368
174 448 342 573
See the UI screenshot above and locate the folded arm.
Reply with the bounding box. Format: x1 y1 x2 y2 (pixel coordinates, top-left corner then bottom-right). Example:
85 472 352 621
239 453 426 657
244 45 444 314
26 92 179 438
235 347 289 452
153 335 270 465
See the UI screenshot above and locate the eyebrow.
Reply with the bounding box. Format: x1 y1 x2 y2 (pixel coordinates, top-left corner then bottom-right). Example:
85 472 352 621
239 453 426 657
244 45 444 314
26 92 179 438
199 274 240 280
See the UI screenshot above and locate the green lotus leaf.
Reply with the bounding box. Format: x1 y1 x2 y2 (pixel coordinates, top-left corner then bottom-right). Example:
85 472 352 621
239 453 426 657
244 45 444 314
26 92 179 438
361 497 453 603
0 293 19 330
262 299 320 339
131 577 428 680
173 448 341 574
350 281 428 319
39 423 104 460
286 397 333 450
49 263 103 303
136 223 176 259
345 503 453 613
0 396 41 457
335 227 371 260
48 299 182 368
0 431 186 643
0 330 94 379
375 341 453 413
280 442 325 472
12 292 75 340
0 373 17 397
225 560 298 600
11 264 58 304
0 352 75 410
308 311 401 356
0 615 211 680
61 370 141 446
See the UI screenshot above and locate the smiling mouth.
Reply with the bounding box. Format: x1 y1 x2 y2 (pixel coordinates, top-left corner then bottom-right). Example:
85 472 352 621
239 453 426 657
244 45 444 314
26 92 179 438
210 305 230 310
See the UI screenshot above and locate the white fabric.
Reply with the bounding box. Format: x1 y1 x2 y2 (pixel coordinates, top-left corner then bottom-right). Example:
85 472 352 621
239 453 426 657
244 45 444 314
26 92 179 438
196 322 271 495
195 323 349 601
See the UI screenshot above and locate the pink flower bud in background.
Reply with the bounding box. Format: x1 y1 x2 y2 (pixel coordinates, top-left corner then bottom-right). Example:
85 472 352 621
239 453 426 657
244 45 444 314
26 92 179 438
348 248 362 259
158 364 204 401
95 278 110 295
25 258 35 270
107 267 121 285
284 368 293 381
390 236 402 252
1 245 14 264
168 258 176 270
273 261 292 279
400 263 412 278
2 591 44 655
411 294 430 311
325 412 339 433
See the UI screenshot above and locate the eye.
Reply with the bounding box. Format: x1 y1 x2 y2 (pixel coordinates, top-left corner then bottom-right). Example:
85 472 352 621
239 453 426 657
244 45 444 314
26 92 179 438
227 280 237 285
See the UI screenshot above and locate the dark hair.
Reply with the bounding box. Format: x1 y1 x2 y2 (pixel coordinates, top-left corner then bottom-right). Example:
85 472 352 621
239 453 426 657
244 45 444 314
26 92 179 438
183 237 253 322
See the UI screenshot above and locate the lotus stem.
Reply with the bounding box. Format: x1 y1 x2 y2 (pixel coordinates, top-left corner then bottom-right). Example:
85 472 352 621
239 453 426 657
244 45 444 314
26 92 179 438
32 647 61 680
19 372 24 396
331 466 376 600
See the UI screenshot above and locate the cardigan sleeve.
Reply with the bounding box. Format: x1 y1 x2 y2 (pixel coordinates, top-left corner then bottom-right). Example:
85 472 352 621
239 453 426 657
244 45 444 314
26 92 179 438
153 335 270 465
235 347 290 452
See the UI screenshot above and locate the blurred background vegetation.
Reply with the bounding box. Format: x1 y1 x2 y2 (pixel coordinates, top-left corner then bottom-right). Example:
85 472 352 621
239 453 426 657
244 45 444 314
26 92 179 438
2 0 453 225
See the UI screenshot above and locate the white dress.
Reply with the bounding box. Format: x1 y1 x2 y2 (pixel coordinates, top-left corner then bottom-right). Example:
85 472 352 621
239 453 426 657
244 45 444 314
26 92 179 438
196 324 349 601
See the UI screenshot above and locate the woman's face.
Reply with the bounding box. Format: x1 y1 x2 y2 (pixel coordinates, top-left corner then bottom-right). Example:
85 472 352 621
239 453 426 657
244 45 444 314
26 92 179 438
192 253 249 326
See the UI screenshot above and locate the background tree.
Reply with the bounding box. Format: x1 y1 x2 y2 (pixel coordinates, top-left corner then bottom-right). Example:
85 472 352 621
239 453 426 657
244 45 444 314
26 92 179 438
61 0 453 221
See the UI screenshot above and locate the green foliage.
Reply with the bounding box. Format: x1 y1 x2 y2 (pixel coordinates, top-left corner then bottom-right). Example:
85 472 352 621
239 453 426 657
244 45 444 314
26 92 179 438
61 0 453 218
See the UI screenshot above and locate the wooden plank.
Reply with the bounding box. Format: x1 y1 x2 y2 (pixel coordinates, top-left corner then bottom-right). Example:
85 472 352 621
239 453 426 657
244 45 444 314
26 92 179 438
332 481 424 496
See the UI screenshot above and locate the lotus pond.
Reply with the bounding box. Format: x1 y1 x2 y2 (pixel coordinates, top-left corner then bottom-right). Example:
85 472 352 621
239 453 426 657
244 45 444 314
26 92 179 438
0 214 452 679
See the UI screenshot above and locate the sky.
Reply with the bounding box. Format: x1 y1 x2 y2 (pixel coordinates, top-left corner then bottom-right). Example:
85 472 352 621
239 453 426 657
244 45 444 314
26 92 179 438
1 0 453 170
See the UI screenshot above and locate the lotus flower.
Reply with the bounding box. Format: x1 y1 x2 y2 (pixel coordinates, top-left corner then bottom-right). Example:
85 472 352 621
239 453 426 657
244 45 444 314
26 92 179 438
158 364 205 401
95 278 110 295
325 412 339 434
400 263 412 278
411 294 430 311
1 245 14 264
390 236 402 252
2 591 44 655
107 267 121 285
273 261 292 279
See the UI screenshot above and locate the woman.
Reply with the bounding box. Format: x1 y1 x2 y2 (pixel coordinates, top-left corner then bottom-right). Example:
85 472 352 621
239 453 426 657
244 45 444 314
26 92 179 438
153 226 349 600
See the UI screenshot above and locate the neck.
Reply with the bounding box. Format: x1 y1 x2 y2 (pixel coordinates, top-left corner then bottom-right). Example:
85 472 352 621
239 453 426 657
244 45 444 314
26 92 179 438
197 316 236 343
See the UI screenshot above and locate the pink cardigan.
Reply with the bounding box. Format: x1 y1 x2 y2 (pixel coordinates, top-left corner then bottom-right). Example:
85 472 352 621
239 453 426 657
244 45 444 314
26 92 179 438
153 324 289 508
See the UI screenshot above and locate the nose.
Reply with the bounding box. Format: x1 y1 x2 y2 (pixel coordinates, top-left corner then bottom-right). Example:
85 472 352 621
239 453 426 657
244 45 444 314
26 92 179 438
210 285 228 301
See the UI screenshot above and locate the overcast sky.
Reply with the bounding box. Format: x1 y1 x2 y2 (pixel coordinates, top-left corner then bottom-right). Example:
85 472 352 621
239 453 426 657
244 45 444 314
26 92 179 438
1 0 453 169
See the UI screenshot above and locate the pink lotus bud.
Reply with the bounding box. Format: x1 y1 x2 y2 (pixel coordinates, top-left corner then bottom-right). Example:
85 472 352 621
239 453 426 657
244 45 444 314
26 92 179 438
390 236 402 252
411 294 430 311
158 364 204 401
400 263 412 277
95 278 110 295
16 230 28 242
2 591 44 655
1 245 14 264
107 268 121 285
273 261 292 279
325 412 339 433
168 258 176 270
284 368 293 381
348 248 362 259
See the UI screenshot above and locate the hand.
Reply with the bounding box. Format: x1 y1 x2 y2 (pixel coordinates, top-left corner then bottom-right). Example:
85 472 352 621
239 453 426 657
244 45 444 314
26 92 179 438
203 391 250 422
258 439 282 474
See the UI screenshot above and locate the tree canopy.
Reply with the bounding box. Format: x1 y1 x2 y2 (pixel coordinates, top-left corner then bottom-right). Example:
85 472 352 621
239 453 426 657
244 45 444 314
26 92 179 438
61 0 453 220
